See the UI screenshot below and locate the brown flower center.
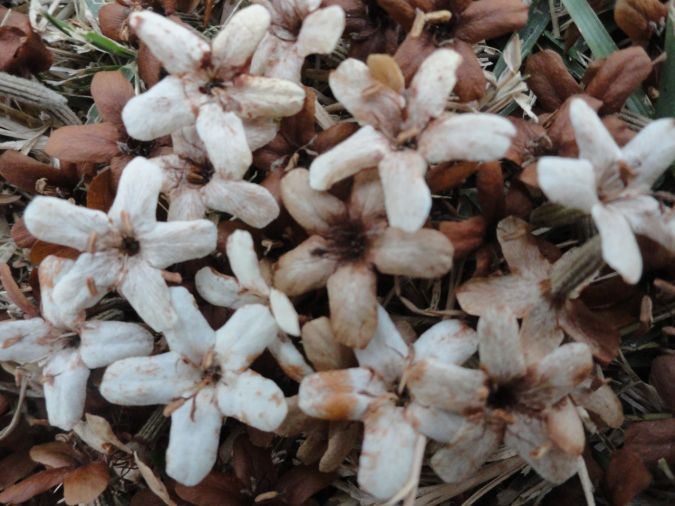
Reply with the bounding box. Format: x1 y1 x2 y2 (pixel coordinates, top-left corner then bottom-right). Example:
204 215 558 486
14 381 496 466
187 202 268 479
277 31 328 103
487 381 520 410
121 235 141 256
185 158 215 186
199 78 226 96
123 137 156 157
316 219 370 262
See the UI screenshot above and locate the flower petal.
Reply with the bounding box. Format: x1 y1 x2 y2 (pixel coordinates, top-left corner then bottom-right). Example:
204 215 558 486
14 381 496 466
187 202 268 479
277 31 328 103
349 168 386 222
414 320 477 365
378 150 431 232
226 230 269 296
214 304 277 371
195 267 264 309
139 220 217 269
623 118 675 190
129 11 208 74
456 275 543 317
309 126 390 191
327 263 378 349
298 368 386 420
100 352 201 405
496 216 551 279
118 258 176 332
419 113 515 164
547 398 585 455
329 58 404 136
592 204 642 284
202 179 280 228
24 197 110 251
269 288 300 336
166 387 222 486
519 302 565 365
43 349 90 430
212 5 270 69
274 236 338 296
217 370 287 430
404 49 461 132
242 117 279 150
46 124 121 163
358 402 421 500
196 105 252 179
122 76 196 141
281 168 347 235
297 6 345 56
91 71 134 126
372 227 453 278
301 317 355 372
268 333 313 381
0 318 53 363
354 305 407 384
79 321 154 369
167 187 207 221
227 75 305 118
537 157 599 213
477 308 525 383
559 299 619 364
163 287 215 365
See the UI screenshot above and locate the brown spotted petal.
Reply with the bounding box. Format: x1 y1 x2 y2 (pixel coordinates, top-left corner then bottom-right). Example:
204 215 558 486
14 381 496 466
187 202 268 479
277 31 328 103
454 0 529 44
615 0 668 44
46 124 122 163
585 46 652 114
526 50 581 112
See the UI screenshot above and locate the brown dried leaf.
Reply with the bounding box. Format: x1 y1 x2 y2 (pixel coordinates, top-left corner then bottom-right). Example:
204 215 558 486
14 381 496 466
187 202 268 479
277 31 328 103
615 0 668 44
476 161 504 225
312 122 359 154
454 0 529 43
426 161 481 193
91 71 134 127
449 39 486 102
526 50 581 111
605 448 652 506
87 169 116 212
231 434 277 487
547 95 603 157
376 0 416 31
585 47 652 114
0 450 39 490
46 123 121 163
0 150 73 194
624 418 675 466
63 461 109 505
30 240 79 265
650 355 675 412
29 442 80 469
73 413 131 455
559 299 620 364
276 466 336 506
439 216 487 259
174 471 242 506
319 421 360 473
138 42 163 88
0 7 52 76
0 466 74 504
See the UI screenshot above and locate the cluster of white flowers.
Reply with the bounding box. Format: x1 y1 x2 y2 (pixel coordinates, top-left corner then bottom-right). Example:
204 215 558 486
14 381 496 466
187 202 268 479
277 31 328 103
2 1 675 502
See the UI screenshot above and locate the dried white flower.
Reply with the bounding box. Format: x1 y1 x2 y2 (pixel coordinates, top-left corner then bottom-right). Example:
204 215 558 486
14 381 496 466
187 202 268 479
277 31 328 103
122 7 306 164
537 98 675 284
152 126 279 225
309 50 516 231
196 229 313 381
0 256 153 430
100 287 287 486
299 305 478 500
23 157 217 332
251 0 346 82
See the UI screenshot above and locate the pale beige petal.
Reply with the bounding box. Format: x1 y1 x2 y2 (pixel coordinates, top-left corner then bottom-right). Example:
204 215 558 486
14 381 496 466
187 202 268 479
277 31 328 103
227 75 305 118
79 321 154 369
354 305 408 384
196 105 252 179
378 150 430 232
163 287 216 365
298 368 387 420
372 227 453 278
329 58 404 135
0 319 53 364
327 263 378 348
280 168 347 234
203 179 280 228
139 220 217 269
129 11 208 74
301 317 355 371
349 168 386 222
537 157 599 213
430 422 501 483
296 6 345 56
407 360 488 413
573 382 624 428
478 308 525 383
623 118 675 190
166 387 222 486
592 203 642 284
226 230 269 296
505 412 580 484
519 302 564 365
569 98 621 185
24 196 110 251
358 402 421 500
274 236 338 296
456 275 542 317
419 113 515 164
122 76 197 141
242 117 279 150
309 126 390 191
496 216 551 279
171 126 206 163
214 304 278 371
547 398 584 455
268 332 313 381
212 5 271 69
43 349 90 430
100 352 201 405
269 288 300 336
404 49 461 132
610 196 674 252
167 187 207 221
405 403 471 443
414 320 477 365
250 34 303 82
217 370 287 430
195 267 264 309
118 258 176 332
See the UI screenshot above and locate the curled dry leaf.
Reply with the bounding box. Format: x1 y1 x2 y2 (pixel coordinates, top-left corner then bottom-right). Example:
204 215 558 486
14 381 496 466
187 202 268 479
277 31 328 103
63 461 109 506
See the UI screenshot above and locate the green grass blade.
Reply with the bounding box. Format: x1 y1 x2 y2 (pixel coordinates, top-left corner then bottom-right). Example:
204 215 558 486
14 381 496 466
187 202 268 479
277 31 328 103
656 3 675 118
561 0 654 117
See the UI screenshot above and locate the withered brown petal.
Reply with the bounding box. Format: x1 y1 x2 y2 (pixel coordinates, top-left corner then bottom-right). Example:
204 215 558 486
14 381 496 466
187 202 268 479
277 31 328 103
476 161 505 225
448 40 486 102
426 161 481 193
46 123 121 163
602 115 636 147
615 0 668 44
29 442 79 469
86 169 116 213
11 219 36 249
91 71 135 127
585 46 652 114
505 117 551 165
276 466 336 506
650 355 675 412
98 3 131 42
525 50 581 112
394 31 436 85
559 299 620 364
375 0 416 32
454 0 528 43
138 42 163 88
312 123 360 154
438 216 487 259
174 471 243 506
623 419 675 466
0 7 52 75
0 467 75 504
547 94 602 157
281 87 317 148
605 448 652 506
0 150 73 193
63 462 109 506
30 241 80 265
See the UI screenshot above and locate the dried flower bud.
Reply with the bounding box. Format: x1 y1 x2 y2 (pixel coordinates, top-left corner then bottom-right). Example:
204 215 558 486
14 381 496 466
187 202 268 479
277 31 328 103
615 0 668 44
526 50 582 111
